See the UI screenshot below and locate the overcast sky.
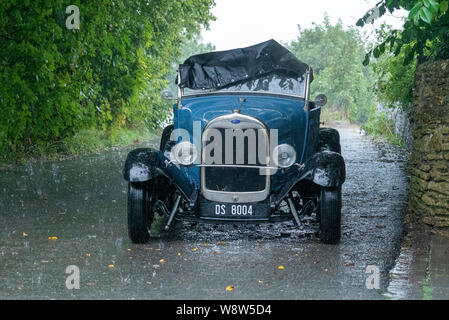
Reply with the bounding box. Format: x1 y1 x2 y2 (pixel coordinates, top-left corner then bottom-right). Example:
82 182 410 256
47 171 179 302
201 0 408 50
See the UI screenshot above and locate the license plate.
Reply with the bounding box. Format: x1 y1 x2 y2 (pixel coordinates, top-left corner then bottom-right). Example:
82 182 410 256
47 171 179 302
199 200 270 219
214 204 254 216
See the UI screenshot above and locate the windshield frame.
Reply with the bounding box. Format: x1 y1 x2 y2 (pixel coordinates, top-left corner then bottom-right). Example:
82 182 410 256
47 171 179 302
177 67 311 110
180 74 309 99
181 90 307 100
179 69 311 101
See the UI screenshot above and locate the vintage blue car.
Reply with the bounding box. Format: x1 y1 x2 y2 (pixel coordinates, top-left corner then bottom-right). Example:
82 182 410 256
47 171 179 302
123 40 345 244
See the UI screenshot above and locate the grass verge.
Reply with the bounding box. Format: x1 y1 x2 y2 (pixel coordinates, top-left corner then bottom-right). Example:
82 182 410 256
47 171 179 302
362 112 405 148
0 125 157 166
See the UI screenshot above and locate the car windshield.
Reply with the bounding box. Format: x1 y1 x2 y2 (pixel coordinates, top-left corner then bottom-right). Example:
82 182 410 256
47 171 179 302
183 73 306 97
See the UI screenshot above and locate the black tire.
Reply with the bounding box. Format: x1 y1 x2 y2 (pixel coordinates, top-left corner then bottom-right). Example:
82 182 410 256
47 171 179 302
128 182 153 243
318 128 341 154
319 187 342 244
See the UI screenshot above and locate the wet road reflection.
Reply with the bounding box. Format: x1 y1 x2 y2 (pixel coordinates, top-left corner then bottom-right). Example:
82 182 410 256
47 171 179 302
0 127 409 299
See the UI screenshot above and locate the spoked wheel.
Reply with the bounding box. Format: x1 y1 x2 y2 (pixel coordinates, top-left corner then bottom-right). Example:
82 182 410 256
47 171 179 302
318 187 342 244
127 182 154 243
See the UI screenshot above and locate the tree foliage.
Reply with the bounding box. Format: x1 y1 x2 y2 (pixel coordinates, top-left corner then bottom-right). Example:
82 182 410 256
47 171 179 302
288 17 376 124
165 34 216 96
0 0 215 155
370 24 417 110
358 0 449 65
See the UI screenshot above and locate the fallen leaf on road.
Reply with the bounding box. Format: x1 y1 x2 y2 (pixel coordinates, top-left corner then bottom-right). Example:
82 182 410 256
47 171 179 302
278 265 284 270
257 280 263 284
191 247 198 252
112 200 116 203
108 264 114 268
48 236 58 240
177 252 181 256
203 243 208 247
22 232 28 237
226 286 234 292
159 259 166 263
344 262 355 267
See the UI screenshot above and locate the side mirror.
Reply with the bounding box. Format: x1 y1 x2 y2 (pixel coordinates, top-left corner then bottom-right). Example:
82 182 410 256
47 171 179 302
162 90 175 100
314 94 327 107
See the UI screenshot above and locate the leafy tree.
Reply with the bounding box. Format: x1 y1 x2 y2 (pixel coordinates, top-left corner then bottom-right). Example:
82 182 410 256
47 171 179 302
370 24 417 110
165 34 216 98
288 16 376 124
0 0 215 155
358 0 449 65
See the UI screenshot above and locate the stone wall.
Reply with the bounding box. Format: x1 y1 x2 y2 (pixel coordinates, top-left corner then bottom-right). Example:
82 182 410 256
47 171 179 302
408 60 449 228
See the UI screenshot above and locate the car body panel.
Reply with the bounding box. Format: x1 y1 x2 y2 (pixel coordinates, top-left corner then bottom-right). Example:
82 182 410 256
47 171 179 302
123 96 345 214
173 94 310 194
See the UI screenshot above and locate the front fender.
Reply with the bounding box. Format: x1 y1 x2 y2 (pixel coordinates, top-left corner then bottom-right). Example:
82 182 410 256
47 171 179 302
272 150 345 205
301 150 346 187
123 148 161 182
123 148 197 202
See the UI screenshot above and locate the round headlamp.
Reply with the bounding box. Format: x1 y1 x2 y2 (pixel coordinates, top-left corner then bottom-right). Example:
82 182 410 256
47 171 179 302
272 144 296 168
171 141 198 166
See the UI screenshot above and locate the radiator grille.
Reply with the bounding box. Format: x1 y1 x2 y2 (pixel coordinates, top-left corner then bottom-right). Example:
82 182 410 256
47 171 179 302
201 114 269 197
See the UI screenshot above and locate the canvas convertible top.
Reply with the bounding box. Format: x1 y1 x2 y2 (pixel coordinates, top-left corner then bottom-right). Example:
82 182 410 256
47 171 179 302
178 39 313 90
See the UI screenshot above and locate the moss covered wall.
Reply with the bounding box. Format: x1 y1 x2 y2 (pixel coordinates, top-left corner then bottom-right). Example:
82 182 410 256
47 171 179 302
408 60 449 228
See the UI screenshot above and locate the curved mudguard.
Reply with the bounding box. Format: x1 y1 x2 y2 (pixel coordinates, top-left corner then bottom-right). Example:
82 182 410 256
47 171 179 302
123 148 161 182
273 150 345 205
123 148 196 202
318 128 341 154
300 150 346 187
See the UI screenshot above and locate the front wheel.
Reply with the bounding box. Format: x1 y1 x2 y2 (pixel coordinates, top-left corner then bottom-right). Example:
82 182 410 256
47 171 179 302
318 187 342 244
128 182 153 243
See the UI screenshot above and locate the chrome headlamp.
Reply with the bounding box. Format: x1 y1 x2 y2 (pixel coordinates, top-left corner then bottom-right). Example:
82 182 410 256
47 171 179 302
272 144 296 168
171 141 198 166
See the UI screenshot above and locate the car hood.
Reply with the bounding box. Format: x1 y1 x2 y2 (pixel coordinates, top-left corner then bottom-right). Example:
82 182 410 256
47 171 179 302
174 94 309 160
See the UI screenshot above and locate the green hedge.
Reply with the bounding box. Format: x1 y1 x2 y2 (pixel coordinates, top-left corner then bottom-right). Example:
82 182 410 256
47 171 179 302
0 0 215 156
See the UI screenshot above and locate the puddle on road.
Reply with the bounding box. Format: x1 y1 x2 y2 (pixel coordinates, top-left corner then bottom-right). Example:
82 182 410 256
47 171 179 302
0 128 412 299
384 225 432 300
384 249 415 299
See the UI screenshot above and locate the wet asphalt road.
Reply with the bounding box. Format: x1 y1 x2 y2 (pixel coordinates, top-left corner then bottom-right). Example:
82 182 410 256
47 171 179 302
0 127 409 299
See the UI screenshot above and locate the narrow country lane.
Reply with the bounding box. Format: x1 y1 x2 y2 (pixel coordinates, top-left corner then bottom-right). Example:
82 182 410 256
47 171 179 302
0 126 409 299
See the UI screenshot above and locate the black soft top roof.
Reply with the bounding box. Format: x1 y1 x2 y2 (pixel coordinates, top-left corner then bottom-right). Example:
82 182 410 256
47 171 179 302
178 39 313 90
